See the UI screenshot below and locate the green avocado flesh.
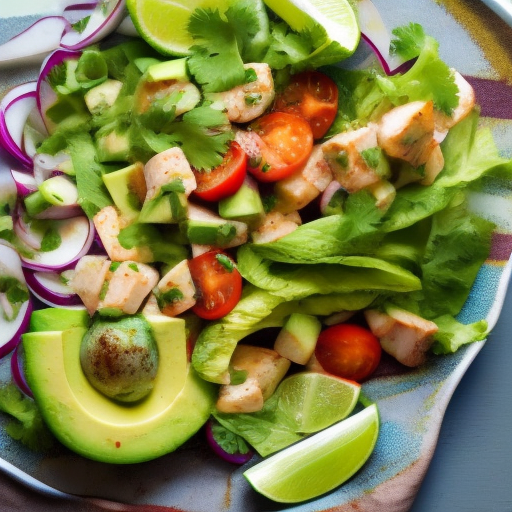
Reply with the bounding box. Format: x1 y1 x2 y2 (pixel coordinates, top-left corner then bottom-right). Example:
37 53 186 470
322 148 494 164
22 312 216 464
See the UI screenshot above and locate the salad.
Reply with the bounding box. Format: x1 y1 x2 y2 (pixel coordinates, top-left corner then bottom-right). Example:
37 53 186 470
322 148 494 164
0 0 511 504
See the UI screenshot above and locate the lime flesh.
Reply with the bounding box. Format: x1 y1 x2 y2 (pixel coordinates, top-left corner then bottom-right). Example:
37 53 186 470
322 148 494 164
127 0 233 56
244 404 379 503
263 0 360 55
278 372 360 433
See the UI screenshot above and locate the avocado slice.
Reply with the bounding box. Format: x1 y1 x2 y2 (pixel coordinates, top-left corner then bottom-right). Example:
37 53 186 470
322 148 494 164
29 307 89 332
102 162 147 222
218 179 264 228
22 313 216 464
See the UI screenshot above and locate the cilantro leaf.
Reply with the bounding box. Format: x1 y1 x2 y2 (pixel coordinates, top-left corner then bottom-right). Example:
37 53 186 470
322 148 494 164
167 106 233 170
390 22 426 60
187 9 246 93
211 420 252 455
377 28 458 115
67 132 113 218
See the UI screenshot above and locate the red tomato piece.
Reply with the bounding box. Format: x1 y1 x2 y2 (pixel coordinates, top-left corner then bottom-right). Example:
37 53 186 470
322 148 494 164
193 141 247 201
273 71 339 139
315 323 381 382
189 251 242 320
247 112 313 183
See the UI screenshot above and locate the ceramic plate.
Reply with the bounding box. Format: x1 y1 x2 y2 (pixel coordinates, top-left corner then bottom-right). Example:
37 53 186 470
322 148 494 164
0 1 511 511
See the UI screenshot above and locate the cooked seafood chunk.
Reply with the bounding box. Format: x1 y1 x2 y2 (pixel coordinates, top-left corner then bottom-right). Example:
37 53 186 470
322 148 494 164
207 63 275 123
377 100 437 168
322 124 383 193
93 206 153 262
216 345 291 413
143 146 196 201
434 71 475 141
274 145 333 214
70 255 110 315
154 259 196 317
364 307 438 367
98 261 159 316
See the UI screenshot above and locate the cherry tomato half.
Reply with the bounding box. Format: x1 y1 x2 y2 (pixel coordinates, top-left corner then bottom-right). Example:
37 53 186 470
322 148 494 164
247 112 313 183
273 71 338 139
193 141 247 202
189 251 242 320
315 323 381 382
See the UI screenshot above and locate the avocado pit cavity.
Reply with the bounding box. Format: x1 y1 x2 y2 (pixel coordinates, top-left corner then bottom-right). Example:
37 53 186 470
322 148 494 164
80 316 159 403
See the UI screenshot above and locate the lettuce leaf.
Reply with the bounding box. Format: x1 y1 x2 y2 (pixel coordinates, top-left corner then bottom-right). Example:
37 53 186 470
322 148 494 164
237 245 421 301
431 315 488 355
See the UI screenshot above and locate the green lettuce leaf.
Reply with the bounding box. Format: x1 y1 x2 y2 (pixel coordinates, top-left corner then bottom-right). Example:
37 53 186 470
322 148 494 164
431 315 488 355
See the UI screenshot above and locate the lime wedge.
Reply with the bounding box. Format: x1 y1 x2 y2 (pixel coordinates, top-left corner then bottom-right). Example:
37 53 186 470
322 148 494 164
263 0 360 57
244 404 379 503
278 372 360 433
127 0 269 58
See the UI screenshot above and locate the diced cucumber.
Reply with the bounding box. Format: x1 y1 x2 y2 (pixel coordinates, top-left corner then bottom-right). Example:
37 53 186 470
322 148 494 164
84 79 123 115
24 191 52 217
38 176 79 206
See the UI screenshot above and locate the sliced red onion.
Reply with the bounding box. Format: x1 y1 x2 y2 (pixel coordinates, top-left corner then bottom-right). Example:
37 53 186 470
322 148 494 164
0 16 70 70
10 170 37 197
34 204 84 220
33 152 72 185
60 0 127 50
21 215 95 272
205 419 254 465
13 211 42 251
37 49 82 134
63 2 99 24
319 180 342 215
11 343 33 398
0 245 32 359
23 106 48 160
22 268 82 308
357 0 412 76
0 82 38 167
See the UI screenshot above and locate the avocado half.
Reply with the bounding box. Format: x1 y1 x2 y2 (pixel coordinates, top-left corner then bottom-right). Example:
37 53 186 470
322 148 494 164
22 309 216 464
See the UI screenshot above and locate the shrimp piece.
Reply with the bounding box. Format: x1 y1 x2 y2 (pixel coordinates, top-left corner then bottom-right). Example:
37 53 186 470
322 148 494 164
322 124 382 193
207 63 275 123
251 211 301 244
135 79 201 116
274 145 333 214
364 307 438 367
70 255 110 315
143 146 196 201
377 100 437 168
93 206 153 262
154 259 196 317
98 261 159 316
434 71 475 141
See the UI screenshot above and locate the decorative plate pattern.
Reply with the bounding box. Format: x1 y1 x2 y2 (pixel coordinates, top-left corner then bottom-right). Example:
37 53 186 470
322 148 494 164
0 1 511 511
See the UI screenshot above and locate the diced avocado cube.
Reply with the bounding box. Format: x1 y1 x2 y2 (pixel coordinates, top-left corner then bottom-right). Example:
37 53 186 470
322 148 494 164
181 219 237 246
29 308 89 332
96 129 131 162
102 162 147 222
139 193 188 224
218 180 264 228
145 58 189 82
